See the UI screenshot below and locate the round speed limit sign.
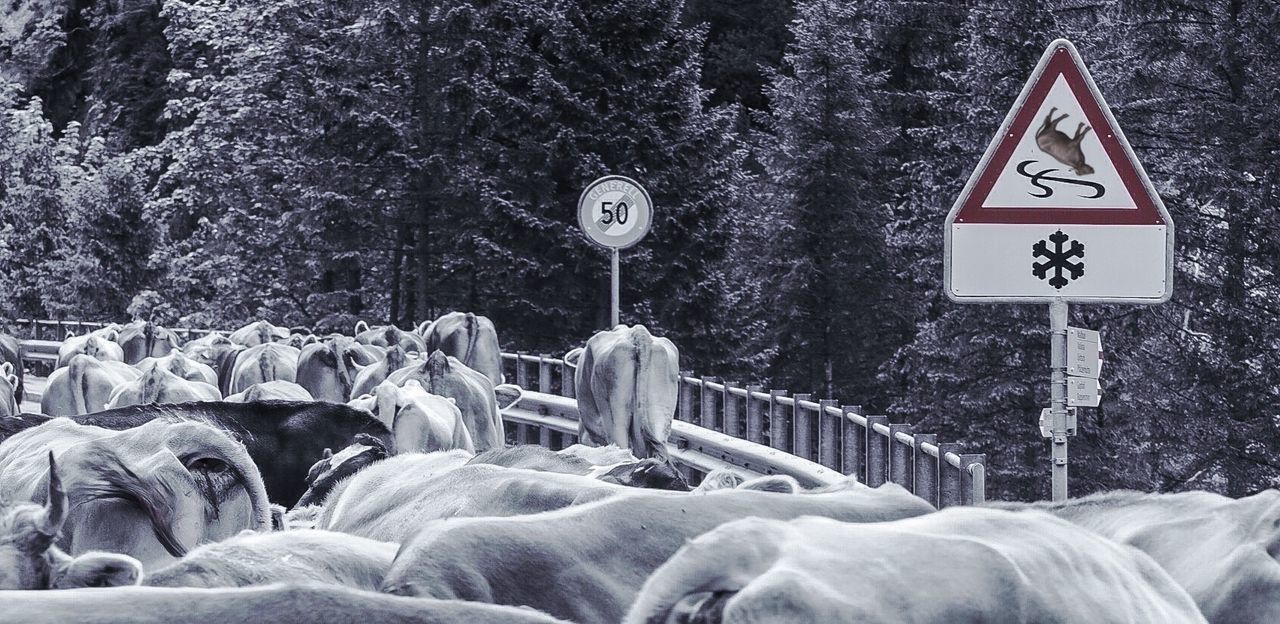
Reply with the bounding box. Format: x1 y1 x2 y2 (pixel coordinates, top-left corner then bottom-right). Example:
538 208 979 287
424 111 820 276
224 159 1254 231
577 175 653 249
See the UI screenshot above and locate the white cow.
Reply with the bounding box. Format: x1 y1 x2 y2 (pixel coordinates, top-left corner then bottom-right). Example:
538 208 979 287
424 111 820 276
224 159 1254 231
55 329 124 368
568 325 679 459
418 312 504 384
136 350 219 387
228 343 300 395
105 365 222 409
348 380 474 454
41 355 141 416
626 508 1206 624
224 380 314 403
993 489 1280 623
145 530 397 591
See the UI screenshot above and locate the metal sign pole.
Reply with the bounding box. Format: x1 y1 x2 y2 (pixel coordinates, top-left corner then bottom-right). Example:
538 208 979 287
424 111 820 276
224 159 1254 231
1049 299 1069 501
610 247 620 328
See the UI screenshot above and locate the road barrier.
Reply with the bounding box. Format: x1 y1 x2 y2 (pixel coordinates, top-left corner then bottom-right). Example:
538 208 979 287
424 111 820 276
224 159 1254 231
14 319 985 505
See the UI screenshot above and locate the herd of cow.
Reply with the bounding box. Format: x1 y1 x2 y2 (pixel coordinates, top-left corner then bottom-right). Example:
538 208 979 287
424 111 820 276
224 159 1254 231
0 315 1276 623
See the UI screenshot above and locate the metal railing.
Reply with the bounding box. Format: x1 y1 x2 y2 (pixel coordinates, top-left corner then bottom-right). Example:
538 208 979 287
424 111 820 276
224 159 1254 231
11 319 986 505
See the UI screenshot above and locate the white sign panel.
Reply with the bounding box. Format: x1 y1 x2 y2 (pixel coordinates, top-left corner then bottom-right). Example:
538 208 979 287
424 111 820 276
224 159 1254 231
1066 326 1103 379
943 39 1173 304
1066 377 1102 408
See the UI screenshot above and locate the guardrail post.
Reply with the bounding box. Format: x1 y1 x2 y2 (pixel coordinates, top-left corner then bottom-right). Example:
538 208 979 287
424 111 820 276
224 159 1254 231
840 405 863 479
699 377 720 431
817 399 839 470
560 360 575 398
864 415 889 487
938 442 963 509
515 352 529 388
745 385 765 444
959 453 986 505
678 372 695 422
887 424 913 488
768 390 790 451
912 433 938 508
539 424 554 449
723 381 741 438
791 393 814 462
516 423 536 445
537 354 552 394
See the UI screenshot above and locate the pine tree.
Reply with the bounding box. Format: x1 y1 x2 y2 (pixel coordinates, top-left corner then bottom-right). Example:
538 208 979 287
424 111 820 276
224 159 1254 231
756 0 904 403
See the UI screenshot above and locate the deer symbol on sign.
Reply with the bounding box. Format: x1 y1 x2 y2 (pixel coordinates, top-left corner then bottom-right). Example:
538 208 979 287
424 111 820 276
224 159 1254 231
1035 107 1094 175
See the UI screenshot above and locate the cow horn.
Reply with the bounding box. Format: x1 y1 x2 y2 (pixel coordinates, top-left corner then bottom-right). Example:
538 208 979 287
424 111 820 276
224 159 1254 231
38 451 68 538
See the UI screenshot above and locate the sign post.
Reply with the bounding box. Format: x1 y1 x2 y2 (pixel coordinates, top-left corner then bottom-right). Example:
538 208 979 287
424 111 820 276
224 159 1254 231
577 175 653 328
943 39 1173 501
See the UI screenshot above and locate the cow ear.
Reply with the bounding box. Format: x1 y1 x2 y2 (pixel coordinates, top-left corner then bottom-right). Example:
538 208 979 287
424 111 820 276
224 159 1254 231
354 320 369 335
494 384 523 411
322 448 333 459
0 361 11 376
7 374 17 390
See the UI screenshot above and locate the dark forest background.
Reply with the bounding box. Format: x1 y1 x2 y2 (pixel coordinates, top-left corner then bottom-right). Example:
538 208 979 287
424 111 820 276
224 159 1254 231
0 0 1275 501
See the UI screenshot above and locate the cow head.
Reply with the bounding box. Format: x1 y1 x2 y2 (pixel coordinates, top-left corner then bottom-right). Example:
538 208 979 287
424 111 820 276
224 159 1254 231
52 420 271 570
0 452 143 589
597 458 692 492
297 435 389 508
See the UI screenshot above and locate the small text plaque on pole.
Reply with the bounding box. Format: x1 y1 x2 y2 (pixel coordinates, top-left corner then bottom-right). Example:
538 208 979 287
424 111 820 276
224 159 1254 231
577 175 653 327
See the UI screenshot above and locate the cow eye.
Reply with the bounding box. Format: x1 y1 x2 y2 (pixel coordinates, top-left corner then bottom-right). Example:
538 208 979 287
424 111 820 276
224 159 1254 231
187 457 230 475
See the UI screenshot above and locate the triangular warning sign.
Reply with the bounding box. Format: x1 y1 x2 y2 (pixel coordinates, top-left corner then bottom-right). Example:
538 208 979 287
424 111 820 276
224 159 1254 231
950 40 1166 226
944 40 1173 304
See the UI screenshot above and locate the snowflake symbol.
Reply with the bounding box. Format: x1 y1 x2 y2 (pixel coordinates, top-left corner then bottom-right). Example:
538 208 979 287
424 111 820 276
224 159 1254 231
1032 230 1084 289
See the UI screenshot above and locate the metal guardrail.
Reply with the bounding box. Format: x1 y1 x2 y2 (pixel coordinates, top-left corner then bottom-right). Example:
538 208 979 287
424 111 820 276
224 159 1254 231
12 319 985 505
502 352 985 507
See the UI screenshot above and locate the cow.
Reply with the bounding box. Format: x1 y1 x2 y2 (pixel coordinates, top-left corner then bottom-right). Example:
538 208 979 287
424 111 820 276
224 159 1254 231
992 489 1280 623
227 320 290 347
181 333 243 395
318 458 650 543
386 350 509 451
350 345 416 399
295 435 390 509
569 324 679 460
468 445 691 491
0 331 25 402
136 350 219 387
355 321 427 353
625 508 1206 624
144 530 397 591
380 483 935 624
224 380 313 403
296 337 380 402
104 365 222 409
418 312 503 384
56 329 125 369
0 361 19 417
348 380 475 454
41 355 141 416
0 583 574 623
117 320 181 365
0 417 271 570
228 342 300 395
0 452 145 590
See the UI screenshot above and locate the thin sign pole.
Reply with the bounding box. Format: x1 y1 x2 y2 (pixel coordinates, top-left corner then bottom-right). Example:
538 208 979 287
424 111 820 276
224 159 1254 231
611 247 620 327
1049 299 1069 501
